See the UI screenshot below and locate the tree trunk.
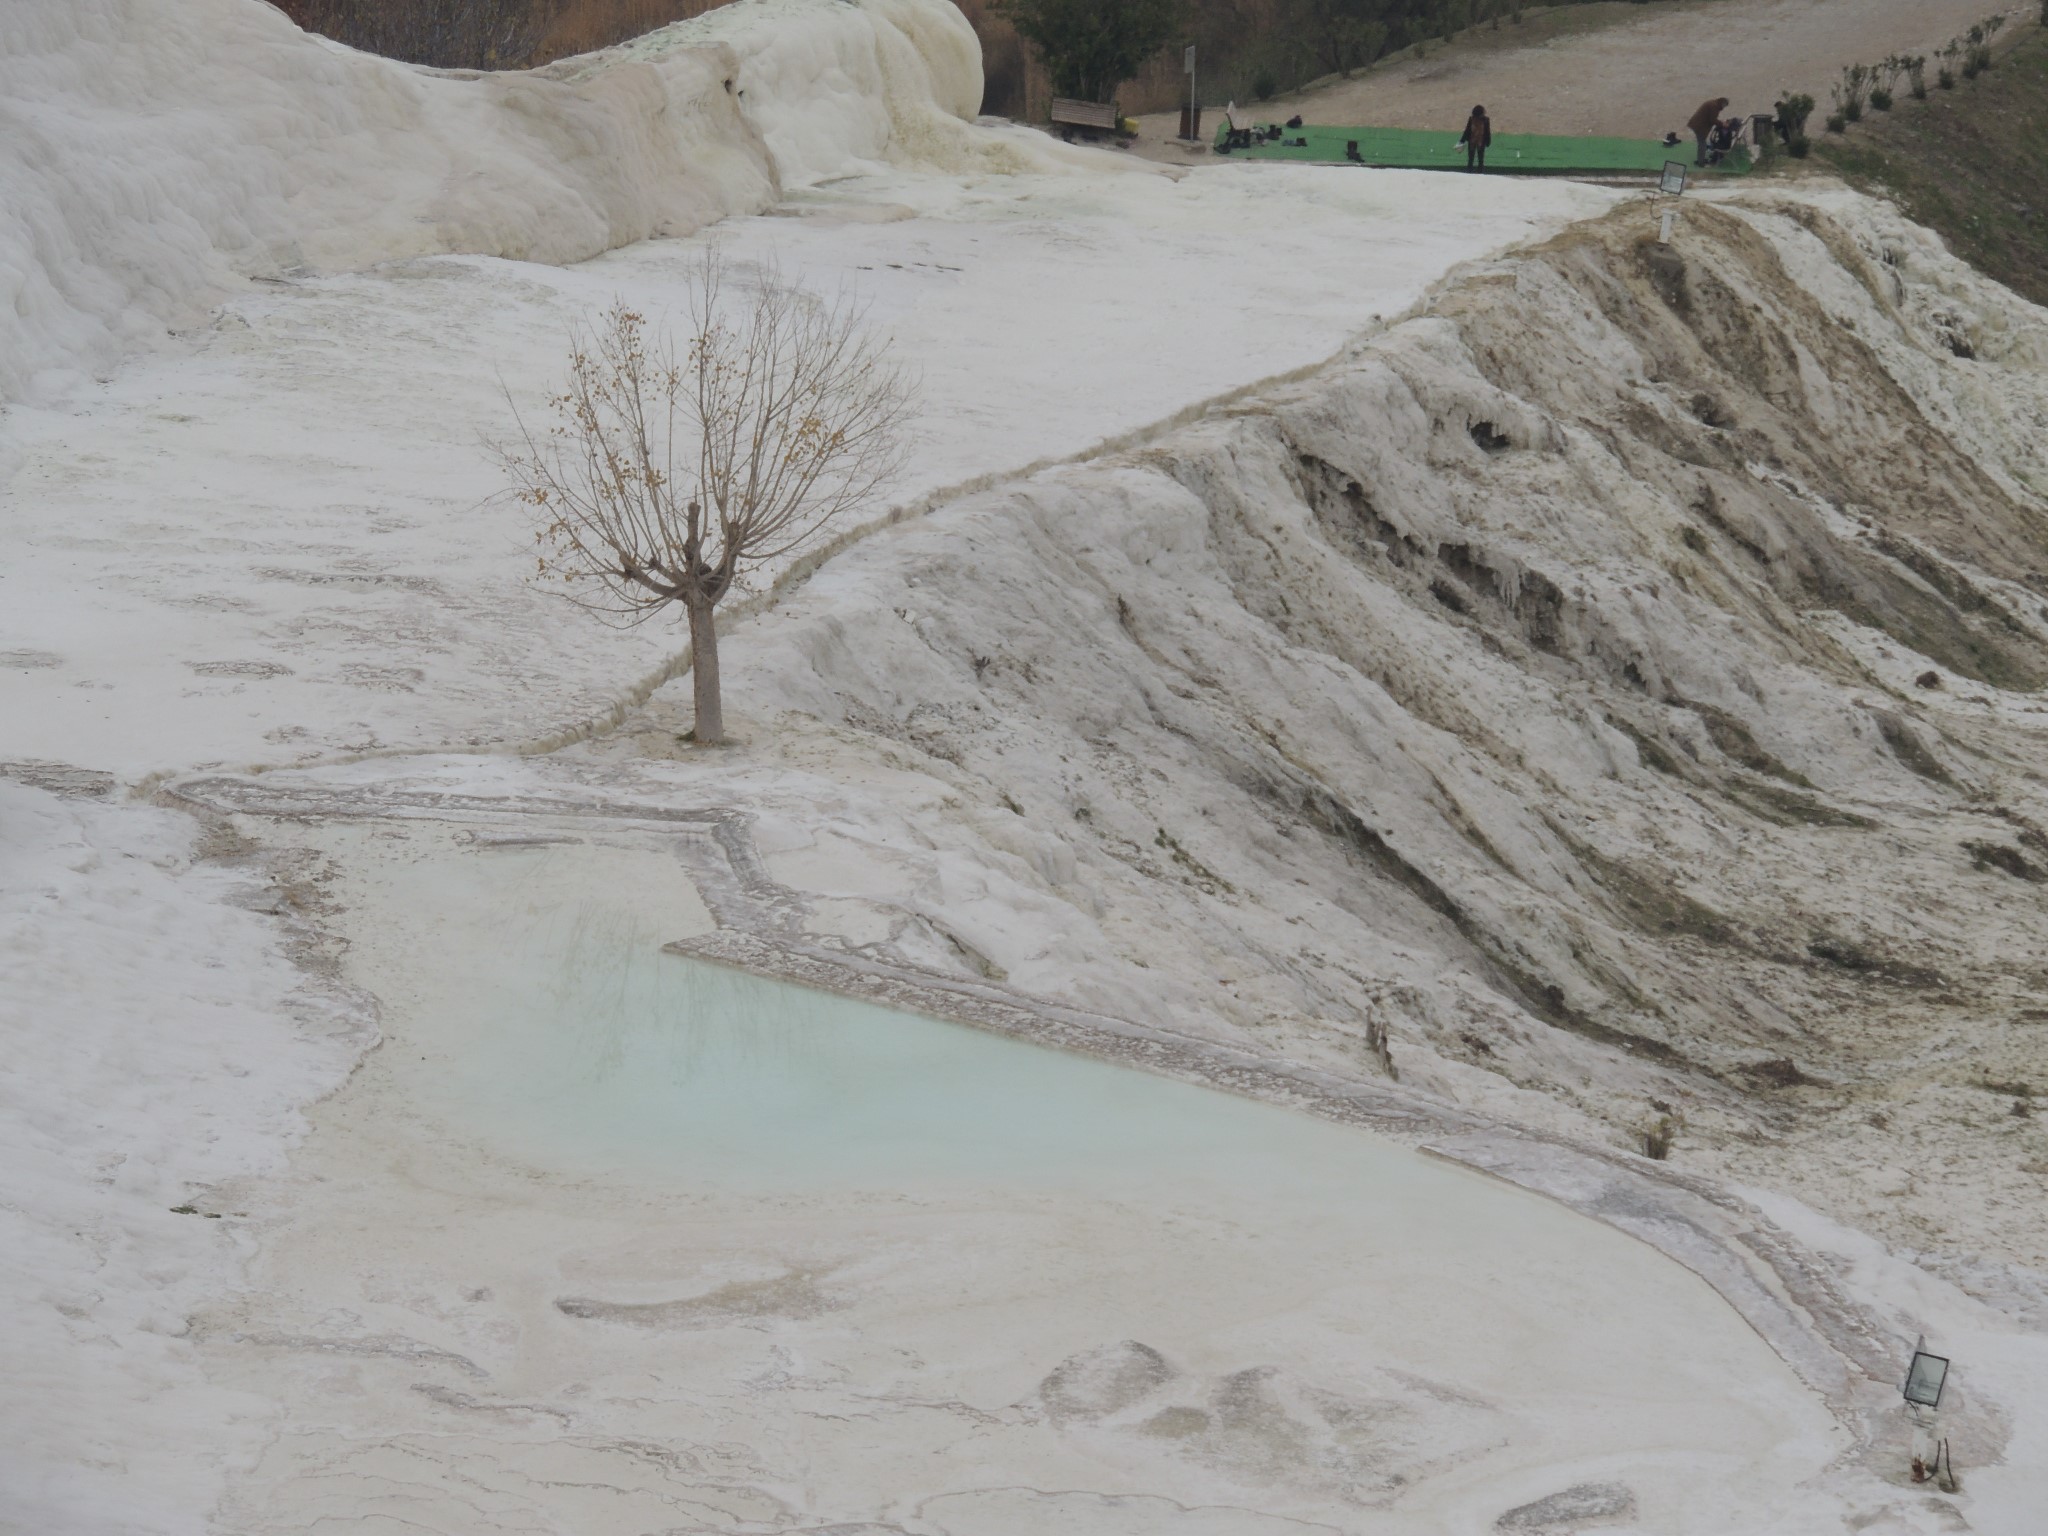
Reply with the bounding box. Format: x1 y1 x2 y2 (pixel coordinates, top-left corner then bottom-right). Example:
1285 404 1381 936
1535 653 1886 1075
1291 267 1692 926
686 597 723 745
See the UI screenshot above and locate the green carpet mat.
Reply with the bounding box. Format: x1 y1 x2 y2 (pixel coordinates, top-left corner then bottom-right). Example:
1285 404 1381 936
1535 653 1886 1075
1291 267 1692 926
1214 122 1751 177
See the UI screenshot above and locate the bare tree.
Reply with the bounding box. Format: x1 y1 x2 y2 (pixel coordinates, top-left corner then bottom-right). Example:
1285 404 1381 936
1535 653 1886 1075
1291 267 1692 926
501 256 912 744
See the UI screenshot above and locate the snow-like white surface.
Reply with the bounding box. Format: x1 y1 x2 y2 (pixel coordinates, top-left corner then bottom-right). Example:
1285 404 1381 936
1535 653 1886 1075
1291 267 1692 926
0 0 989 402
1745 1189 2048 1533
0 4 1618 1527
0 163 1611 780
179 822 1846 1535
6 0 2047 1529
0 781 360 1534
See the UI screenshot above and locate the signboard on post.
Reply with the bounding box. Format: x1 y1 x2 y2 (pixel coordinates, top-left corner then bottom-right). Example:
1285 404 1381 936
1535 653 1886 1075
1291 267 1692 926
1659 160 1688 196
1184 44 1196 74
1904 1351 1950 1409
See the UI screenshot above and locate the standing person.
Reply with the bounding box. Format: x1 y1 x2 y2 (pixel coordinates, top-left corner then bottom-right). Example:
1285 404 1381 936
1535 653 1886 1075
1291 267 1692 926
1687 96 1730 165
1460 104 1492 171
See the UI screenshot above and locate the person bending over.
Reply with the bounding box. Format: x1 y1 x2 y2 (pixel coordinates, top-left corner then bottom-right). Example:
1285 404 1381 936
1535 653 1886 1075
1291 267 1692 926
1687 96 1730 165
1460 104 1492 170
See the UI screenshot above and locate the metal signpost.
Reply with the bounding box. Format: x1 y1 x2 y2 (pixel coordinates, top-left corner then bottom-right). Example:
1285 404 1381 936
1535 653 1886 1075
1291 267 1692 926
1180 45 1199 142
1657 160 1687 244
1903 1347 1957 1490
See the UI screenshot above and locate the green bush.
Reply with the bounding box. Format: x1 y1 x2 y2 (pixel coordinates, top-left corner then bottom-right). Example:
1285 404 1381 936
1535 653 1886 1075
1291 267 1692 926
1832 63 1870 123
1788 135 1810 158
1775 91 1815 141
1826 111 1847 133
1870 86 1893 110
995 0 1178 103
1938 66 1956 89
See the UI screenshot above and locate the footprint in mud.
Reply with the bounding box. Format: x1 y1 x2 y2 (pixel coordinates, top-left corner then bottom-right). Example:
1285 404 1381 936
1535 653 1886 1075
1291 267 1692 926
1040 1344 1508 1503
556 1267 844 1329
333 663 424 692
1038 1339 1176 1422
188 659 294 678
1495 1481 1637 1530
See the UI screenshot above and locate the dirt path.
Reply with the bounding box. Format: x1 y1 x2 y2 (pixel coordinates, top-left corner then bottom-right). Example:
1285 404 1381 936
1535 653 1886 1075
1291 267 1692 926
1138 0 2017 149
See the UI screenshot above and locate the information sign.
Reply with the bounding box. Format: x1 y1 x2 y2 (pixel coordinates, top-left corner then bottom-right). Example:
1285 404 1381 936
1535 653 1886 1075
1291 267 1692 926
1903 1351 1949 1409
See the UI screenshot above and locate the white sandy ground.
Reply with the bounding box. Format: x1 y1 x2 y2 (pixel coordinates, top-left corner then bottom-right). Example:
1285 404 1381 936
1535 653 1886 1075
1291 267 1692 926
6 0 2048 1531
0 0 995 403
0 781 368 1534
0 164 1613 780
177 820 1850 1535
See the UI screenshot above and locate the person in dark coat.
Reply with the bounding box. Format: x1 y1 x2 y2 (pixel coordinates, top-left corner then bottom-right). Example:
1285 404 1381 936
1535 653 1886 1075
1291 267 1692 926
1460 105 1492 171
1687 96 1730 165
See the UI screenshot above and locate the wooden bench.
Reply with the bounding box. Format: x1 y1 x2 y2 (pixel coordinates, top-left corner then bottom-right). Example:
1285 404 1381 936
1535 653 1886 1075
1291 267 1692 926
1049 98 1119 141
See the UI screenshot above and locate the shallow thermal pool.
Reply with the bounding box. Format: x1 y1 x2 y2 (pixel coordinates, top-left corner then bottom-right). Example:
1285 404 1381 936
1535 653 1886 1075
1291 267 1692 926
217 825 1846 1533
406 839 1527 1215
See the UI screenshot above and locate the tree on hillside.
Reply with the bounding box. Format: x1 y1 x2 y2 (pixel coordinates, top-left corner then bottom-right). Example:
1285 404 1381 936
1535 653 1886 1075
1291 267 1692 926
500 257 912 745
1297 0 1388 77
997 0 1182 103
276 0 540 68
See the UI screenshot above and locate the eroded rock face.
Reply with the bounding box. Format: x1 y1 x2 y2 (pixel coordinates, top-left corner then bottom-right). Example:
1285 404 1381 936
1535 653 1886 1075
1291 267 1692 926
695 190 2048 1289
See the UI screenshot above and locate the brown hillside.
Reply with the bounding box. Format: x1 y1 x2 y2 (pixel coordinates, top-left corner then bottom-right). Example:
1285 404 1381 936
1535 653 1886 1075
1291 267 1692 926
273 0 726 71
1814 16 2048 309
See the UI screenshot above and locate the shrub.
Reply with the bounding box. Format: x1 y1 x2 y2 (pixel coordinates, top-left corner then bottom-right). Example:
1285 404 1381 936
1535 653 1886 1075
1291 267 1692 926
1832 63 1870 123
1964 43 1993 77
1826 111 1847 133
996 0 1179 103
1788 134 1810 158
1775 91 1815 141
1253 71 1277 100
1642 1116 1677 1160
1906 55 1927 98
1870 86 1893 110
1938 66 1956 89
